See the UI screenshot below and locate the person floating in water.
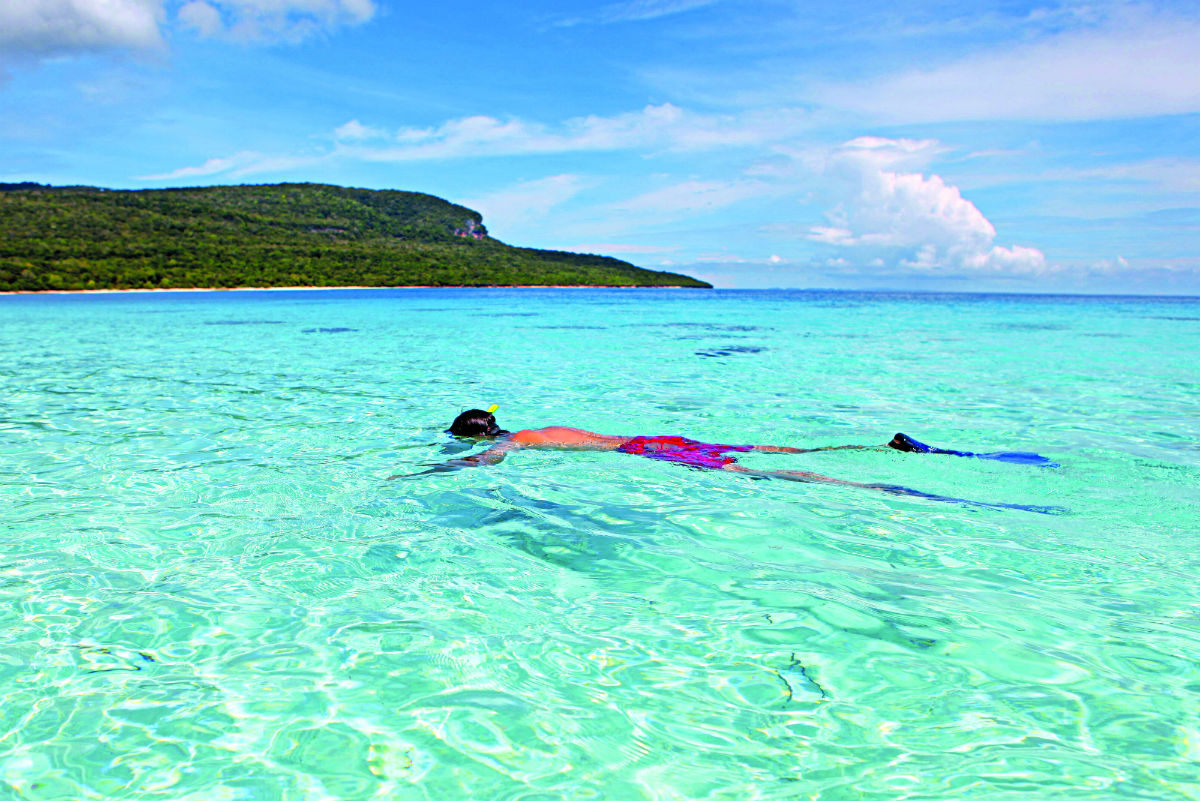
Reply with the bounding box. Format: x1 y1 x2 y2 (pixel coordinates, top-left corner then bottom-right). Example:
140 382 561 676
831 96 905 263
397 406 1063 515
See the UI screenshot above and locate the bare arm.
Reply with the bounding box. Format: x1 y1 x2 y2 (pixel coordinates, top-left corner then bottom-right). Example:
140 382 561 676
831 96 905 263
457 440 520 466
388 440 522 479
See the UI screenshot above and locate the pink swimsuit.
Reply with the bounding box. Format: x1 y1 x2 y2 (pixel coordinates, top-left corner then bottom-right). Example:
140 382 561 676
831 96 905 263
617 436 752 470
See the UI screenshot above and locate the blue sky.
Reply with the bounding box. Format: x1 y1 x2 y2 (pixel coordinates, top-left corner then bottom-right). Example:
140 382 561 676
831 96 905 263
3 0 1199 293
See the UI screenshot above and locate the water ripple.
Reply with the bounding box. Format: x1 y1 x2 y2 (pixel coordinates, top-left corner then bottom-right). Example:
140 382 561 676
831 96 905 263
1 289 1197 799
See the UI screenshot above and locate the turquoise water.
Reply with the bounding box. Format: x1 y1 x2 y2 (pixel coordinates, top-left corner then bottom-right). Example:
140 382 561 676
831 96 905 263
1 288 1198 800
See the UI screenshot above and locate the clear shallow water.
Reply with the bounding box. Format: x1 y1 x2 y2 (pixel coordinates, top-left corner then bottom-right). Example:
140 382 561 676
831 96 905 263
1 288 1198 800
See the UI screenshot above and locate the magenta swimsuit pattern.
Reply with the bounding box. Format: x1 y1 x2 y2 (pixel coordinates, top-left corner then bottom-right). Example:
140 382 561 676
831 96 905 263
616 435 753 470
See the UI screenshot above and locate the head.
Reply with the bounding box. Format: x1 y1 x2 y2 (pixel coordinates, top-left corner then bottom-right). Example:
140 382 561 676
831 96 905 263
447 408 508 438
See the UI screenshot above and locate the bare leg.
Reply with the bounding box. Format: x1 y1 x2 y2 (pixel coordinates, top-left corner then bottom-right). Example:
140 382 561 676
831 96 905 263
752 444 882 454
724 463 866 487
722 464 1065 515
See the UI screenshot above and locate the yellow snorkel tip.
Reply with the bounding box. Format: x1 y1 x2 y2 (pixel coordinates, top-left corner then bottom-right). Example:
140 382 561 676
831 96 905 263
486 404 499 414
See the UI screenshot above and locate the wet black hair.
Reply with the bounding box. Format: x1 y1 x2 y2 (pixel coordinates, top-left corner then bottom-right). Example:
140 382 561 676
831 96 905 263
447 409 508 438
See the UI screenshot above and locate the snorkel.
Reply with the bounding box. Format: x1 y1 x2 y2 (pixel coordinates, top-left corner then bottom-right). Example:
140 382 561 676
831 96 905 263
482 404 504 436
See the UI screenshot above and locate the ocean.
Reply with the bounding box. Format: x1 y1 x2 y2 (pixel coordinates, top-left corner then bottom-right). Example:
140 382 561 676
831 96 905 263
1 288 1197 799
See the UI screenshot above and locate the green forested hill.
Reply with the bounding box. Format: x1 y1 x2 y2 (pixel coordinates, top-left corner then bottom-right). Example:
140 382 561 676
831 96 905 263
0 183 711 291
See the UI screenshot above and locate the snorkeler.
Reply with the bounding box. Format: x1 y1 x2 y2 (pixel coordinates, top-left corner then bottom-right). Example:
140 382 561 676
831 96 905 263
397 406 1062 515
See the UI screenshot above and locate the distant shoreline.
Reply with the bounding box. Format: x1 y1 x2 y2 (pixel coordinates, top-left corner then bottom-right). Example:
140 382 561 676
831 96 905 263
0 184 711 290
0 284 705 296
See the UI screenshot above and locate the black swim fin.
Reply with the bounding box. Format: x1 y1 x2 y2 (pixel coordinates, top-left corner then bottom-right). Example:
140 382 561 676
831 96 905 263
887 433 930 453
887 432 1056 466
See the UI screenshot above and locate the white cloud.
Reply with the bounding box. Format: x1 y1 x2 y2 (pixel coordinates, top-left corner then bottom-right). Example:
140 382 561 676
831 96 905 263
460 174 589 236
824 136 945 173
808 137 1047 275
138 150 264 179
336 104 808 162
555 0 719 27
178 1 223 35
612 179 770 215
569 243 678 254
0 0 375 64
1050 157 1200 193
139 103 810 181
333 119 387 141
0 0 165 59
820 12 1200 121
186 0 377 42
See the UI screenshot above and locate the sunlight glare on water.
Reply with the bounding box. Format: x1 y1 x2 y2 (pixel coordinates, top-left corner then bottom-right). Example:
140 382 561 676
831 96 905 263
1 288 1198 800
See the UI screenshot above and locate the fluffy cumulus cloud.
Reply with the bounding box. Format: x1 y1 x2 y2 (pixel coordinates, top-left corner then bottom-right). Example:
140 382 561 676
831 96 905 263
0 0 165 60
809 137 1046 275
0 0 375 65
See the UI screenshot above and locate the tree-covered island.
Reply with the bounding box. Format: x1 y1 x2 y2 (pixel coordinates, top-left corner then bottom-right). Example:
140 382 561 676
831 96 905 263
0 183 711 291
